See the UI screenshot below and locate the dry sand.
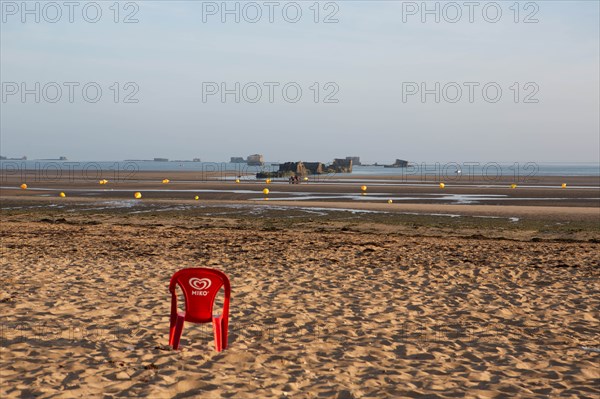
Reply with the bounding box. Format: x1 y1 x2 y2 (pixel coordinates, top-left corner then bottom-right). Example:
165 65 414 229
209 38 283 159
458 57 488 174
1 172 599 398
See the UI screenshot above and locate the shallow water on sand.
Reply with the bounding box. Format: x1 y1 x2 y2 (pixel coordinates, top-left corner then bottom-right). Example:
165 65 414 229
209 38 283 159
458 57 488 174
1 200 524 223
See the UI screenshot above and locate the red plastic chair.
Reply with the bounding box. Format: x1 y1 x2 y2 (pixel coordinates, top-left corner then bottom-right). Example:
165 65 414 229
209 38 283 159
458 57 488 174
169 268 230 351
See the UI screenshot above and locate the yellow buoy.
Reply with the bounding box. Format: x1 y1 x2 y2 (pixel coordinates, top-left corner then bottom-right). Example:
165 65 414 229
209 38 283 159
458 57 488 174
510 184 517 189
561 183 567 188
20 183 27 190
266 179 271 184
360 185 367 192
162 179 170 184
388 199 393 204
439 183 445 189
194 196 199 200
99 179 108 185
263 188 269 195
59 192 66 198
134 192 142 199
235 179 240 183
303 177 309 181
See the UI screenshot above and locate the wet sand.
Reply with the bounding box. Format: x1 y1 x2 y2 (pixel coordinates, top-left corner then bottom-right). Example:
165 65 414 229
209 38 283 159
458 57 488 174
1 171 599 398
1 171 599 208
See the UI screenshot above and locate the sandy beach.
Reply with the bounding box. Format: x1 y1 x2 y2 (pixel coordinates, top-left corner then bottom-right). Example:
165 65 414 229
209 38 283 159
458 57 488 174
1 172 599 398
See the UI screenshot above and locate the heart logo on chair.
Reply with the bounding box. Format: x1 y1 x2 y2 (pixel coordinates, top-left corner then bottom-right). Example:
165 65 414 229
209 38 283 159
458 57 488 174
189 277 212 291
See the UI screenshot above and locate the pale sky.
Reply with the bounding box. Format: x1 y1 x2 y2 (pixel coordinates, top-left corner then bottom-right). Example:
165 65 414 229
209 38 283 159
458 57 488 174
1 1 599 164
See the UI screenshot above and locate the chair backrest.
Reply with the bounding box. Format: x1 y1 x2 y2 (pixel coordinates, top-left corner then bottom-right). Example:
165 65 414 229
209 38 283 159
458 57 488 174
169 268 230 323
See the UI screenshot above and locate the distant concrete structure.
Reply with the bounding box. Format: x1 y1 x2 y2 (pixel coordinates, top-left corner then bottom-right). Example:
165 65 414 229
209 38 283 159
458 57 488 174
230 157 246 163
153 158 169 162
277 162 307 176
384 159 409 168
345 156 361 166
246 154 264 166
256 158 354 178
303 162 324 175
193 158 202 162
257 161 325 178
277 162 298 175
275 159 352 177
328 158 353 173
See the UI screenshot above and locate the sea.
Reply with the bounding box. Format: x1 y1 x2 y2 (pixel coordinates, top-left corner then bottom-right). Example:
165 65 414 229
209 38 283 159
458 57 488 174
1 160 599 180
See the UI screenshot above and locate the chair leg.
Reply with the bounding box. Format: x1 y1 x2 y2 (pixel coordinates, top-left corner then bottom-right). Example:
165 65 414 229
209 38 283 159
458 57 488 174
172 316 185 350
213 316 223 352
169 316 176 346
222 317 228 350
